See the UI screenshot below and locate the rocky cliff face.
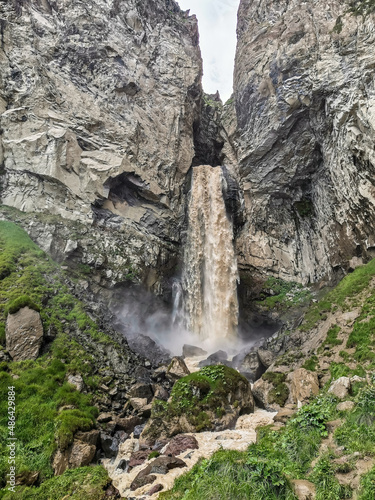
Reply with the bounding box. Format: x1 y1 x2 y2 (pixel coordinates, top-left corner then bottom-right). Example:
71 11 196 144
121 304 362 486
229 0 375 285
0 0 202 293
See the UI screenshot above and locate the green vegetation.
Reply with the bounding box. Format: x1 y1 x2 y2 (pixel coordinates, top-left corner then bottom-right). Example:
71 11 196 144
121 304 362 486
161 395 338 500
147 365 249 436
257 277 312 312
0 221 118 495
302 355 319 371
294 198 314 218
3 466 112 500
310 453 351 500
358 466 375 499
348 0 375 17
263 372 290 406
301 258 375 331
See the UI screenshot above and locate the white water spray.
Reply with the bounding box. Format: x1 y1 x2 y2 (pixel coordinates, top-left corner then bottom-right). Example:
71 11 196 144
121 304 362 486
182 164 239 342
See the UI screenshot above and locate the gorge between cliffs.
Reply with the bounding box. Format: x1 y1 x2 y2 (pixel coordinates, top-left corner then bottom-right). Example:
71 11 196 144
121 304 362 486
1 0 375 499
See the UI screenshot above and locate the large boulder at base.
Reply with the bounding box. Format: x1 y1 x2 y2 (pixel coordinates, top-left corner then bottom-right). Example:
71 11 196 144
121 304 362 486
142 365 254 439
328 377 351 399
5 307 43 361
130 456 187 490
289 368 319 407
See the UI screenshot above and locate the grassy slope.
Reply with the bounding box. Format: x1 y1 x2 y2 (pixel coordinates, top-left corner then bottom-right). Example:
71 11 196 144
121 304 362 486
0 221 117 499
161 259 375 500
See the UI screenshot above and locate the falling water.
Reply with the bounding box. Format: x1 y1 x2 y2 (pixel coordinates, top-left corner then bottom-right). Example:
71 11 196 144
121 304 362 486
182 164 239 341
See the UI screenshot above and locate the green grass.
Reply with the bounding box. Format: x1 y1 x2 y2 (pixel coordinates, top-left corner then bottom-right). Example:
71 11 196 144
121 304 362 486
262 372 290 406
302 355 319 371
2 466 111 500
0 221 118 494
358 466 375 499
301 258 375 331
257 277 312 312
160 395 338 500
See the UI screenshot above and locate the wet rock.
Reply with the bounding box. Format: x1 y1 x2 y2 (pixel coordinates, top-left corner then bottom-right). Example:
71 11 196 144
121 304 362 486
6 307 43 361
208 350 228 362
116 459 129 472
182 344 208 357
134 424 146 439
100 433 119 458
328 377 351 399
164 434 199 456
130 473 157 492
148 456 187 474
128 335 171 367
290 368 319 407
146 483 164 495
128 450 150 470
166 357 190 380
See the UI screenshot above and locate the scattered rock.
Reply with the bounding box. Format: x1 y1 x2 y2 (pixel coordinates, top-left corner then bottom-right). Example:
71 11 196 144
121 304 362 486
116 459 129 472
130 474 157 491
134 424 146 438
290 368 319 407
97 413 113 423
146 484 164 495
100 433 119 458
291 479 316 499
5 307 44 361
128 450 150 470
182 344 208 357
328 377 351 399
129 398 149 411
147 456 187 475
274 408 295 424
128 383 154 402
166 356 190 380
336 401 355 412
66 374 84 392
350 375 366 384
75 430 100 446
115 416 143 434
68 440 96 468
164 434 199 456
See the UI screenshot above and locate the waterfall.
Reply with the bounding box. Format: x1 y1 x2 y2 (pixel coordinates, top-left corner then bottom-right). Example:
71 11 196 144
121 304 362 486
182 164 239 341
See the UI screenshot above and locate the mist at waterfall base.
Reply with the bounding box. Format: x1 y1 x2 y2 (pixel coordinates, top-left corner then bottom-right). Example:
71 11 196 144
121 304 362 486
112 283 273 360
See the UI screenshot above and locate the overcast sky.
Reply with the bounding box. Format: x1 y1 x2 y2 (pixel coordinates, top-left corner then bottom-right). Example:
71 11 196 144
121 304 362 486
177 0 240 102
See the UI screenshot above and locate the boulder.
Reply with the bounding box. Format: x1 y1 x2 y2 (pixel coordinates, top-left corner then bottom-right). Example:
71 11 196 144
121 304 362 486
147 456 187 474
130 474 157 491
15 471 39 486
128 450 150 470
115 416 143 433
290 368 319 407
257 349 276 369
147 484 164 495
69 440 96 468
164 434 199 456
328 377 351 399
97 412 113 423
75 430 100 446
336 401 355 412
182 344 208 358
5 307 43 361
166 357 190 380
252 377 282 412
67 374 84 392
291 479 316 500
100 433 119 458
134 424 146 438
128 383 154 402
127 335 171 366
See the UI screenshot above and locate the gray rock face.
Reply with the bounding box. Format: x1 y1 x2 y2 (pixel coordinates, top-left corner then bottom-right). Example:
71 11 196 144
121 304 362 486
230 0 375 284
0 0 202 294
5 307 44 361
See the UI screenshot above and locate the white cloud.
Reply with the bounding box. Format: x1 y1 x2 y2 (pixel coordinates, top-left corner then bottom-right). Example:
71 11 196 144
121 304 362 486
177 0 239 102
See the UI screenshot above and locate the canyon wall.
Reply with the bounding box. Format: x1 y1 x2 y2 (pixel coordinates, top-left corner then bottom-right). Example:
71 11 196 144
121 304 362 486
229 0 375 285
0 0 202 293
